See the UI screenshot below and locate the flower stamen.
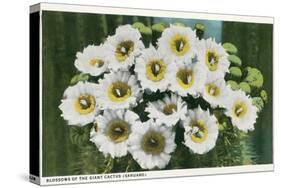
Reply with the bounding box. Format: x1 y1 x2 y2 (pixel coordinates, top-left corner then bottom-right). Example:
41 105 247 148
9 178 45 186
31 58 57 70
176 68 194 89
190 120 208 143
205 83 221 97
170 34 190 56
146 59 166 82
108 81 131 102
107 119 130 143
74 94 96 114
115 40 134 62
232 101 248 118
141 131 166 155
206 50 219 71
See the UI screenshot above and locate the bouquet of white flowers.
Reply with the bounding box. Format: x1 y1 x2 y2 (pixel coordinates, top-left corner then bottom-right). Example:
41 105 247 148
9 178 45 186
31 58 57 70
59 22 268 172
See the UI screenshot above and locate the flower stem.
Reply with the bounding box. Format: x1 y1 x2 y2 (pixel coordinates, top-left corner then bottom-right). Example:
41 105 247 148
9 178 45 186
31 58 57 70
103 156 114 174
125 158 133 172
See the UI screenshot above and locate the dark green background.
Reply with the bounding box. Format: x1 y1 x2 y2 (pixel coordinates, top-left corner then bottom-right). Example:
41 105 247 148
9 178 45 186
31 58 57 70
42 11 273 177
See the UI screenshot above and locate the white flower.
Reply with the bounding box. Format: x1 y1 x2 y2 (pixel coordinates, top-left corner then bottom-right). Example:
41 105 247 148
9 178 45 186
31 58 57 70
198 38 230 79
182 107 219 154
96 71 141 110
145 93 187 126
74 44 109 76
158 25 198 62
59 82 100 126
90 109 140 158
169 60 207 97
104 25 144 71
224 90 258 132
202 77 231 108
128 120 176 169
135 45 175 92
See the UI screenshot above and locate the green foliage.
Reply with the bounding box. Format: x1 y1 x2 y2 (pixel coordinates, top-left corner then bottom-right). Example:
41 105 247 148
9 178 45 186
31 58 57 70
260 90 268 103
214 114 257 166
70 73 89 85
195 23 205 31
229 66 242 78
227 80 239 90
228 55 242 66
239 82 251 94
194 23 205 39
152 23 166 45
69 124 92 146
244 67 264 88
223 42 238 54
152 23 166 32
132 22 145 30
140 26 152 35
71 145 107 175
252 97 264 111
132 22 152 47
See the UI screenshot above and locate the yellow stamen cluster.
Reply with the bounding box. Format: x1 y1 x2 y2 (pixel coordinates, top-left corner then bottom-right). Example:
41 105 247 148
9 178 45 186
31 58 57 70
146 59 166 81
232 101 248 118
190 120 209 143
205 83 221 97
205 50 219 71
108 81 131 102
115 40 134 62
107 120 130 143
74 94 96 114
176 68 194 89
89 58 104 67
170 34 190 56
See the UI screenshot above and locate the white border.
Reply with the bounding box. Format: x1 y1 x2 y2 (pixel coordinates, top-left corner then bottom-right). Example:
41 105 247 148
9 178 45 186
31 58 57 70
38 2 273 24
39 7 43 184
40 164 273 185
32 2 274 185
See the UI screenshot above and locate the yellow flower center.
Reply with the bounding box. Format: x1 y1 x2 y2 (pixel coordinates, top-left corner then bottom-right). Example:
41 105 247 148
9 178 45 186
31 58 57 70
107 119 130 143
205 83 221 97
163 103 177 115
170 34 190 56
141 131 166 155
146 59 167 81
205 50 219 71
89 58 104 67
232 101 248 118
74 95 96 114
108 81 131 102
176 68 194 89
190 120 209 143
115 40 134 62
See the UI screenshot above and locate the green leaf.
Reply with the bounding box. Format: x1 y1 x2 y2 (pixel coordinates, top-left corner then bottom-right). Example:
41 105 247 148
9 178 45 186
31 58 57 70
239 82 251 94
194 23 205 40
260 90 268 103
78 73 89 81
70 74 79 85
223 42 238 54
244 67 264 88
195 23 205 31
139 26 152 35
132 22 145 30
152 23 166 32
227 80 239 90
252 97 264 112
228 55 242 66
70 73 89 85
229 66 242 78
